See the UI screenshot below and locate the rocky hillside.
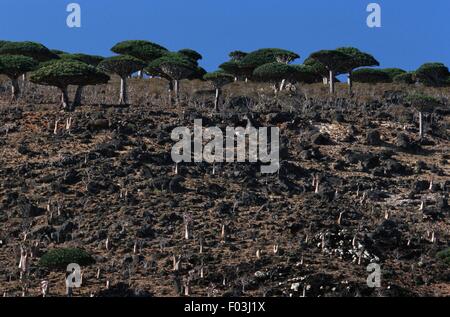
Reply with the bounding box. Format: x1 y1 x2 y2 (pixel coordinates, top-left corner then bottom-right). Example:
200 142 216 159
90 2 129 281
0 79 449 297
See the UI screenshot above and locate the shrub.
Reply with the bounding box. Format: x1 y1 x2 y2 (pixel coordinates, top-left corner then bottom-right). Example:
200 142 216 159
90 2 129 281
352 68 392 83
39 248 95 270
393 72 415 84
437 248 450 266
415 63 450 87
383 68 407 81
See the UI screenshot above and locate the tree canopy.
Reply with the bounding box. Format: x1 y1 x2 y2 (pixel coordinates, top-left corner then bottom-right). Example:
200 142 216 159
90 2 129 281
0 41 58 62
30 60 110 89
241 48 300 69
415 63 450 87
229 51 247 61
111 40 168 62
97 55 146 78
382 68 406 81
290 65 322 83
146 52 196 81
0 55 38 79
393 72 415 84
203 71 234 88
253 62 299 82
178 49 203 64
59 53 104 67
352 68 392 83
406 93 441 113
335 47 379 73
308 50 352 73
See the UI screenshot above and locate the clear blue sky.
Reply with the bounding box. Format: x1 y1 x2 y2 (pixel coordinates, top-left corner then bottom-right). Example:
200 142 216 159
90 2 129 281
0 0 449 71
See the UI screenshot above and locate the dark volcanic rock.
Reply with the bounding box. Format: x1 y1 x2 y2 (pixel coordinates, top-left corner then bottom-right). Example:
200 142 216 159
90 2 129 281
18 197 45 217
311 133 332 145
366 130 381 146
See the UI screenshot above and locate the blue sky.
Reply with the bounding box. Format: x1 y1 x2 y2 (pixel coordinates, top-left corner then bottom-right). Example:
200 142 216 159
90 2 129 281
0 0 449 71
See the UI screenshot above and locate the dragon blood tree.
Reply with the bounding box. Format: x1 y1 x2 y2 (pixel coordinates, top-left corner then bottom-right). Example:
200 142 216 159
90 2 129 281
240 48 300 86
253 62 300 93
98 55 146 105
146 52 196 105
406 93 441 140
111 40 168 78
30 60 110 111
0 41 59 92
58 53 105 107
308 50 352 94
0 55 37 100
203 71 234 110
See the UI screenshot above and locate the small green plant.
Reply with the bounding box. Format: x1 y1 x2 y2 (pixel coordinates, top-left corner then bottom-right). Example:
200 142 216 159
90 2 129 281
39 248 95 270
436 248 450 266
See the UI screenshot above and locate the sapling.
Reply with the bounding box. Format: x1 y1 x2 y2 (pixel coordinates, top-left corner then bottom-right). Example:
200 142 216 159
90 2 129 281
183 212 193 240
184 277 190 296
273 244 279 255
337 212 345 225
40 281 49 297
199 237 203 254
173 255 181 271
221 224 226 242
53 119 59 135
105 238 110 251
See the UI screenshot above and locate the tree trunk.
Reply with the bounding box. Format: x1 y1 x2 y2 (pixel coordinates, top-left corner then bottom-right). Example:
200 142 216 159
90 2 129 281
60 87 70 111
119 77 127 105
11 78 20 100
73 85 84 108
214 88 220 111
419 111 424 139
329 70 335 94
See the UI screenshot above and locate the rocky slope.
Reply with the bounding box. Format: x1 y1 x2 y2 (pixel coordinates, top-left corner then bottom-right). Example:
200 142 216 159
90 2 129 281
0 79 449 297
